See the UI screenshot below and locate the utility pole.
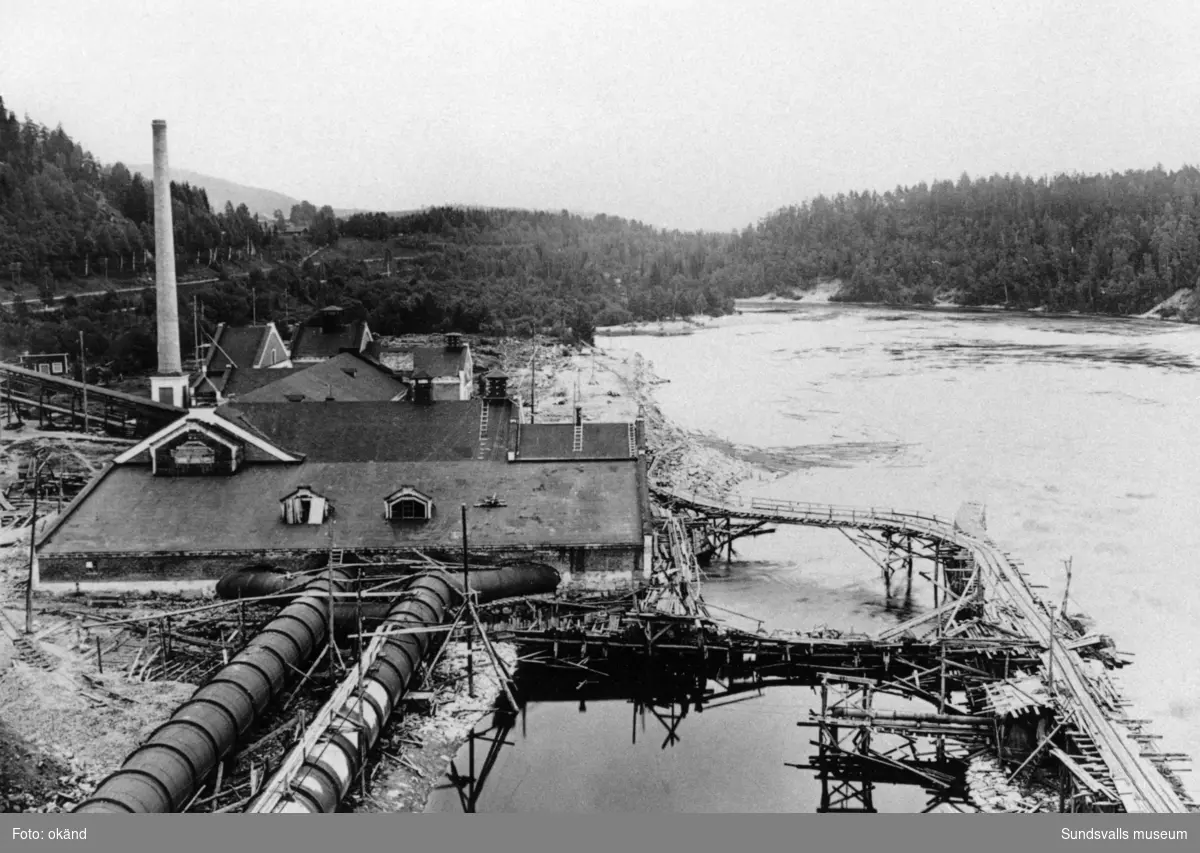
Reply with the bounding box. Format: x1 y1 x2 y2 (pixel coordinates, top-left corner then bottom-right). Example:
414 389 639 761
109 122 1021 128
462 504 474 698
252 287 257 325
193 295 200 368
529 344 537 424
79 331 89 434
26 453 50 633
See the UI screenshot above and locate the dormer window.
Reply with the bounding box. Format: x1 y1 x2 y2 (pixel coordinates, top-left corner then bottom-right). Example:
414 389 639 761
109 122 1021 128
282 486 331 524
385 486 433 521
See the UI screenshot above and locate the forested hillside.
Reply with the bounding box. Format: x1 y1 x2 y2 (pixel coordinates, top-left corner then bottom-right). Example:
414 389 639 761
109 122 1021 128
757 170 1200 314
4 94 1200 381
0 97 744 376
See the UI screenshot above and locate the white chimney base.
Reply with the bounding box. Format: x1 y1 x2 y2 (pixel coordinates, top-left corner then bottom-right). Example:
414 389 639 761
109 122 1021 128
151 375 190 408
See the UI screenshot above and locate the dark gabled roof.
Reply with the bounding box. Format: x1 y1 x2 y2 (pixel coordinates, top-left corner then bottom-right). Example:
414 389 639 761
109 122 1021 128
190 368 229 395
207 325 273 372
412 346 468 379
230 353 405 403
290 320 370 361
516 423 635 460
113 408 304 466
215 398 513 462
221 366 309 397
37 458 643 555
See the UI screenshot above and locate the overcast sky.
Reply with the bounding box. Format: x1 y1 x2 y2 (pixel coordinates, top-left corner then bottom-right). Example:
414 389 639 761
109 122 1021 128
4 0 1200 231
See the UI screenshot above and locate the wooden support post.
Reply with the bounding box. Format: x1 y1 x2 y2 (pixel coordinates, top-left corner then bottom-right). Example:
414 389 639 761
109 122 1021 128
462 504 474 699
25 453 42 634
355 564 366 803
467 727 476 810
327 558 336 682
1047 605 1057 695
905 537 914 600
1005 713 1074 784
159 617 170 669
932 552 941 629
95 635 103 674
80 330 89 434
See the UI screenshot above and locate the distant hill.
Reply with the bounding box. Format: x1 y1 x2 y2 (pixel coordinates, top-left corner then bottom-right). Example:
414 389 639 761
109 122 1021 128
126 165 302 219
334 207 424 218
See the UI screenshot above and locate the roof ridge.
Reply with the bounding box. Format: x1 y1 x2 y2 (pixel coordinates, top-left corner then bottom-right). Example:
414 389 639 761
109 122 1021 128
211 406 307 460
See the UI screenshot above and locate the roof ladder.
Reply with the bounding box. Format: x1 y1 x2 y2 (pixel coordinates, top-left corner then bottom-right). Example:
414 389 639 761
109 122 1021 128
329 549 344 567
572 424 583 453
476 402 494 459
627 423 637 457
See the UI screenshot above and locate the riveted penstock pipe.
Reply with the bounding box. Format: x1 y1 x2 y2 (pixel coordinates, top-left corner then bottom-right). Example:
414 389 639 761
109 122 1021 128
260 566 560 813
216 562 562 610
73 569 354 813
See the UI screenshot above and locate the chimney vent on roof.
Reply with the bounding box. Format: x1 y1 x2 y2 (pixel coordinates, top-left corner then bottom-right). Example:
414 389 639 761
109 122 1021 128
483 370 509 400
341 367 357 377
318 306 345 334
444 332 464 350
412 370 433 405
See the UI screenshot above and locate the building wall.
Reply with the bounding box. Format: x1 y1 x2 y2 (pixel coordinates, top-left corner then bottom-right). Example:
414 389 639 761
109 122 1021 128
38 544 645 594
431 380 462 402
38 551 313 594
257 325 292 369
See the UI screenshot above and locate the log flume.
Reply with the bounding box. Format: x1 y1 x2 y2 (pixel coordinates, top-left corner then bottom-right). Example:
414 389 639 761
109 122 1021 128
656 488 1188 814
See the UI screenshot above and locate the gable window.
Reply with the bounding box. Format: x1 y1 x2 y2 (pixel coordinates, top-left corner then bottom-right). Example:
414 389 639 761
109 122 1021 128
281 487 331 524
385 486 433 521
172 440 216 472
150 423 244 476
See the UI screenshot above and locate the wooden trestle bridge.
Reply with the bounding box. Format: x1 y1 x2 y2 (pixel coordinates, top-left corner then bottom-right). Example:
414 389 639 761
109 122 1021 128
484 488 1193 814
0 362 184 438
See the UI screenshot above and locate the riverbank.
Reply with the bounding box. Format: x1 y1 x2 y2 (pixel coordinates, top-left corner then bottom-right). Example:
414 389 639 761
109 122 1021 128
494 336 768 497
735 287 1200 326
0 539 196 812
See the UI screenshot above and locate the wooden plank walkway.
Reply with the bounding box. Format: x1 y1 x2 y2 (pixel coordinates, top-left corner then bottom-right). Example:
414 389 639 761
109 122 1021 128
657 488 1189 814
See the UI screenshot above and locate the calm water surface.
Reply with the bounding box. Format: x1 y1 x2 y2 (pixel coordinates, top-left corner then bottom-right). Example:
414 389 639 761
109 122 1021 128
429 306 1200 811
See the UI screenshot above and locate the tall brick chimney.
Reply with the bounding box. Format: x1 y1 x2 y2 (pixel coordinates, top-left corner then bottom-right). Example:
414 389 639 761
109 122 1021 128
149 120 189 408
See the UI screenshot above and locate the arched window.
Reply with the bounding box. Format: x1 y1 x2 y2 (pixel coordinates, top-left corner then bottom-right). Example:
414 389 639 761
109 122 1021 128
385 487 433 521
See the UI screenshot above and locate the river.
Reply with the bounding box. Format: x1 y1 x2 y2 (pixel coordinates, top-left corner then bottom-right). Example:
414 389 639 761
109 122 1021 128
428 305 1200 811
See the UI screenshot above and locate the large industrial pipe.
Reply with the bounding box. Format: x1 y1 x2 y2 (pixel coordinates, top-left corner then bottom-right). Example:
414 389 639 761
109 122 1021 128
74 569 354 813
256 566 560 813
258 574 457 812
215 563 562 613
